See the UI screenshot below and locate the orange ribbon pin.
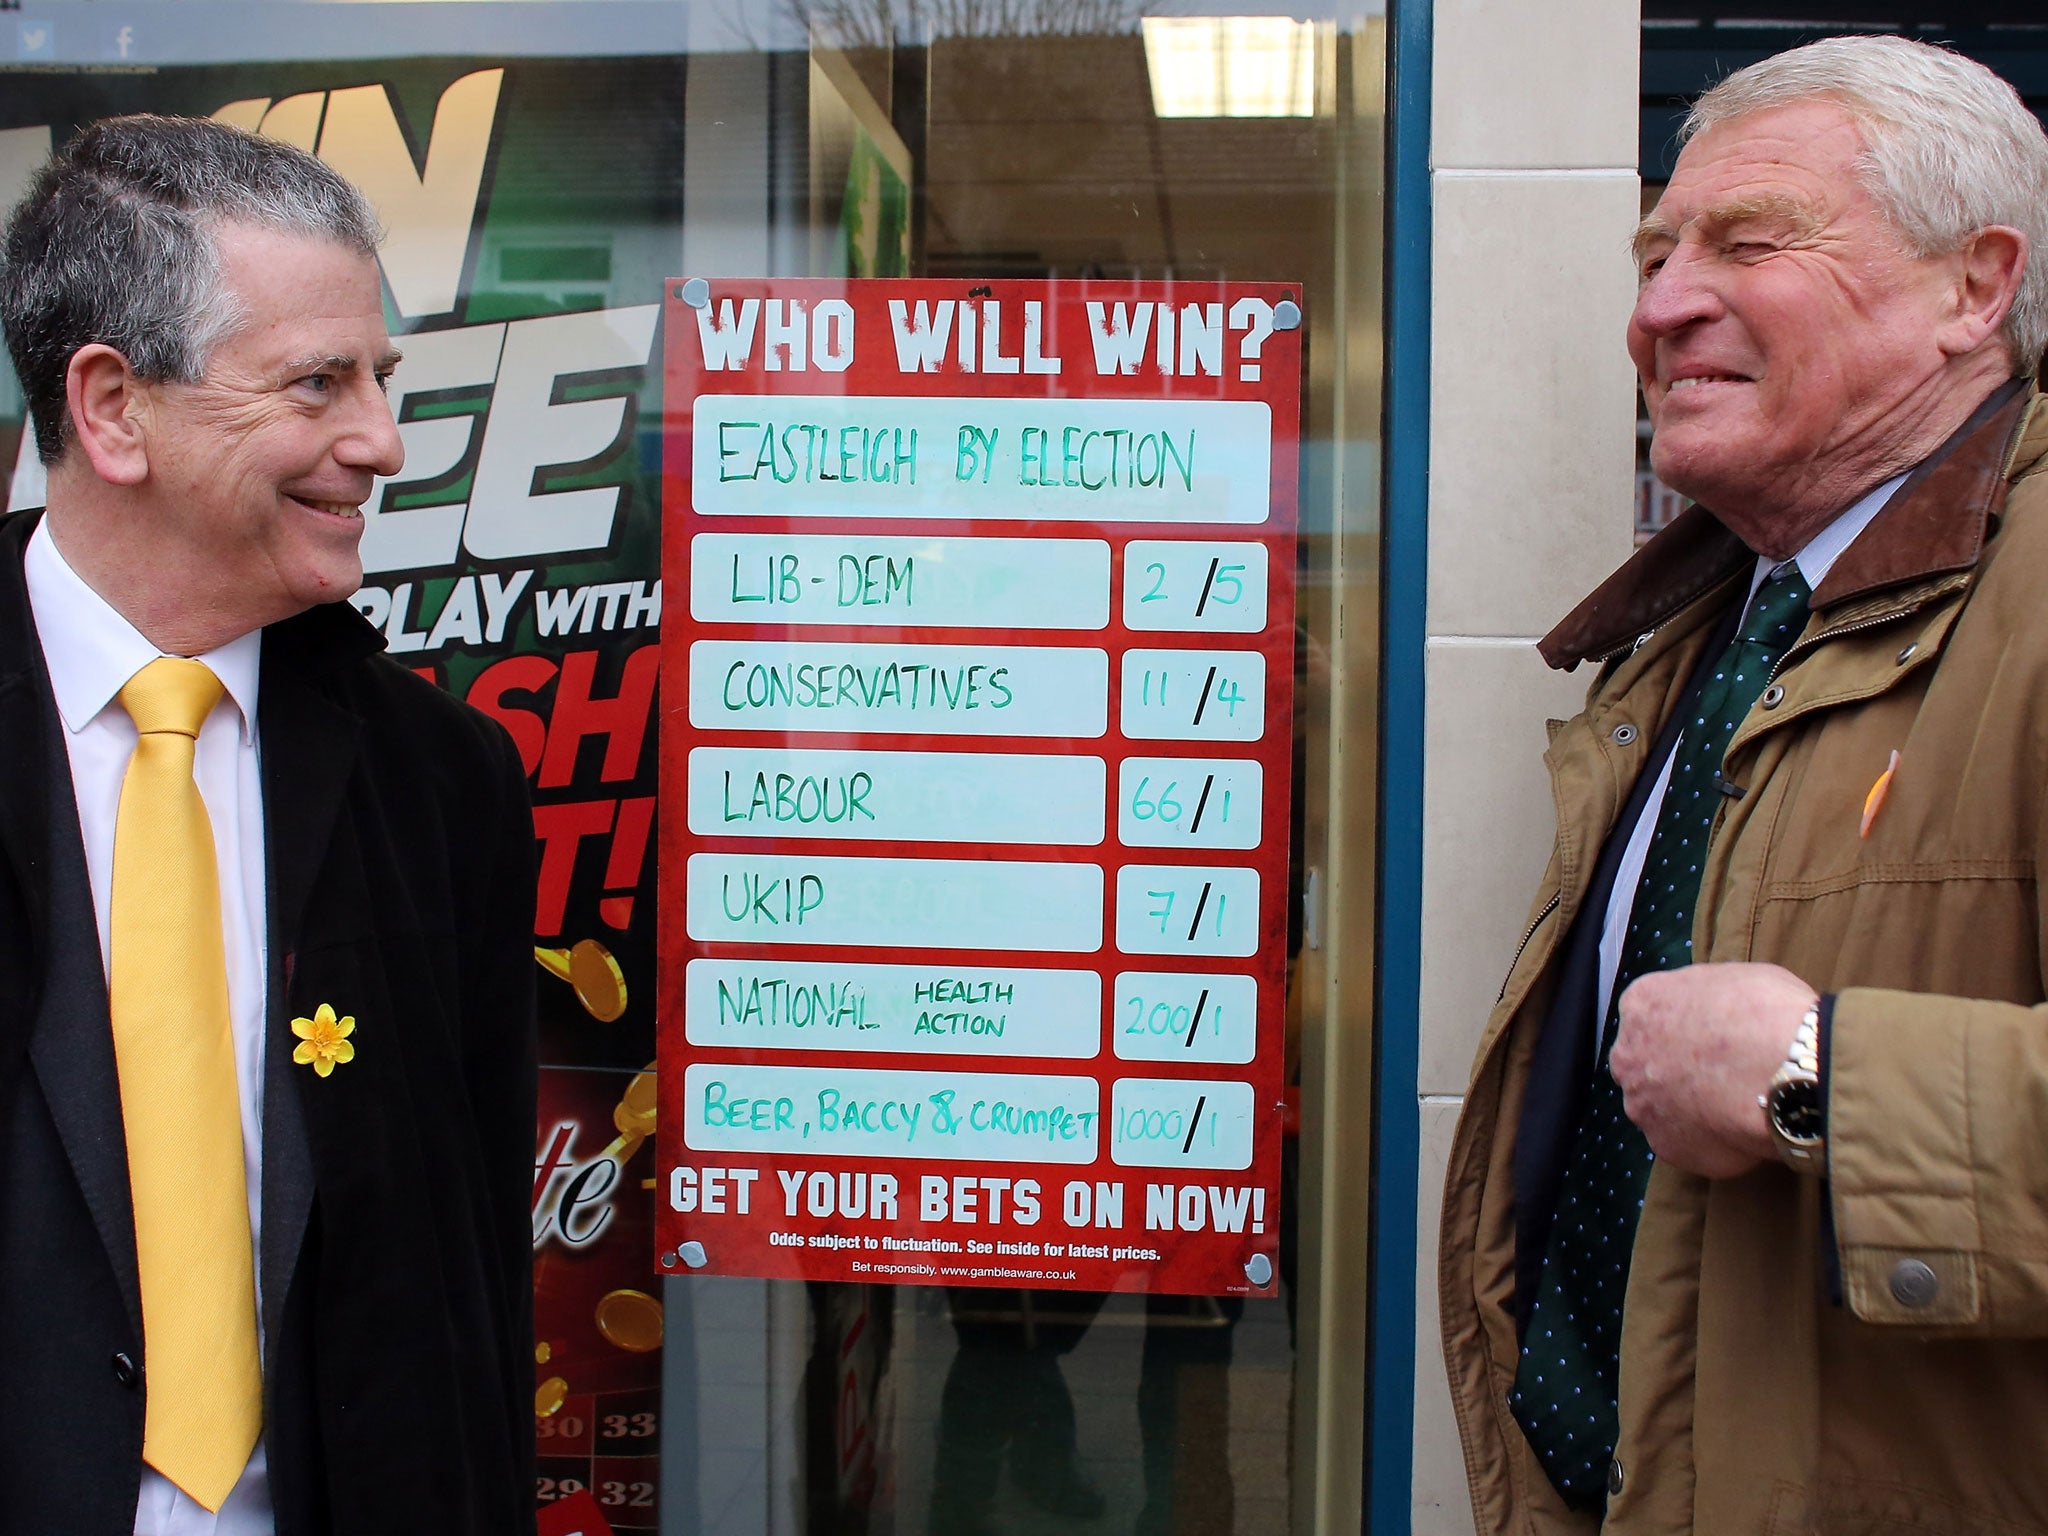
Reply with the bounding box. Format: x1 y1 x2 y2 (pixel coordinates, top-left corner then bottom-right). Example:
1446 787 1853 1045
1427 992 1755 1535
1859 749 1900 839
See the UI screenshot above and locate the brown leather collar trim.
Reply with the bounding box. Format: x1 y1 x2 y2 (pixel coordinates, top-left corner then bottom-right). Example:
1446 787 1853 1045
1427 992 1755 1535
1537 503 1749 671
1538 379 2035 671
1810 378 2030 608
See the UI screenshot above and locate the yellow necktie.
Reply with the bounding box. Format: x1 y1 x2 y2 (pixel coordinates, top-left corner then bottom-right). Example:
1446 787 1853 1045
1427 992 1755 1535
110 657 262 1511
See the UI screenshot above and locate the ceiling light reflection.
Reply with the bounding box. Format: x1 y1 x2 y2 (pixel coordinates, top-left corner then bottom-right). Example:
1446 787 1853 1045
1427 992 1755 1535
1142 16 1317 119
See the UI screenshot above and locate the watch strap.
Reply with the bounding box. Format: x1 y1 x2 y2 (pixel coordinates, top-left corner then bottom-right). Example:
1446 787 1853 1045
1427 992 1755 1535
1763 1002 1826 1169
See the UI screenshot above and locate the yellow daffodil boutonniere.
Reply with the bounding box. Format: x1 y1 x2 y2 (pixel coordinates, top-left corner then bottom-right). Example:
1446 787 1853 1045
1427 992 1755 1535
292 1003 357 1078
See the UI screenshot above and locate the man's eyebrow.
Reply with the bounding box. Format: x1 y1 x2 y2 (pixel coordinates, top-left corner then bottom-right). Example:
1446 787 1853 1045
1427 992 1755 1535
1631 193 1822 264
1631 213 1679 264
278 348 405 377
279 352 356 376
1697 192 1823 238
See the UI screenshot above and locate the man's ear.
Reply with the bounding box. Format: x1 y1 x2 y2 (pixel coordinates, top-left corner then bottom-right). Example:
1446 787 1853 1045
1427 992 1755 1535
1936 226 2028 360
64 343 152 487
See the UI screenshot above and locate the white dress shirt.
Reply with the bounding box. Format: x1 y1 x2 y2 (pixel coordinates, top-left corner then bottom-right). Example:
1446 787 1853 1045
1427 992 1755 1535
23 520 275 1535
1593 473 1908 1054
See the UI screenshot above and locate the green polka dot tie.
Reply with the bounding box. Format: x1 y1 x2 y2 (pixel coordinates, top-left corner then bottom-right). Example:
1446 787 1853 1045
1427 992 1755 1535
1508 563 1812 1509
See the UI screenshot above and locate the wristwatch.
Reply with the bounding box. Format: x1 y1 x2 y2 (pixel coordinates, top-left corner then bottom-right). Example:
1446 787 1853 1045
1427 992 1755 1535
1762 1003 1826 1169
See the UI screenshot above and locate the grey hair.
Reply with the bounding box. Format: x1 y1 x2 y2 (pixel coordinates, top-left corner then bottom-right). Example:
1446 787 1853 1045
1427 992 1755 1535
1684 36 2048 375
0 114 382 465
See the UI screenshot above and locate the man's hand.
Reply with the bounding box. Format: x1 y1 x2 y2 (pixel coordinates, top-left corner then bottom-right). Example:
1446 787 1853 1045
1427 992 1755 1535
1609 963 1818 1178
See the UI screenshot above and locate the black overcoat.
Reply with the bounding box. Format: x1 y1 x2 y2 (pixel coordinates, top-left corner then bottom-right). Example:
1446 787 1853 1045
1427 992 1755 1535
0 507 538 1535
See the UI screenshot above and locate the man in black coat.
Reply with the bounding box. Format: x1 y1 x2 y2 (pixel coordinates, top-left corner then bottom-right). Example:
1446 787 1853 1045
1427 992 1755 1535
0 116 537 1534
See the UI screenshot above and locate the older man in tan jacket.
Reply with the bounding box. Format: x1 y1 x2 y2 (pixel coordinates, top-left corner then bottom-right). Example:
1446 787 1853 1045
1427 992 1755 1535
1440 36 2048 1536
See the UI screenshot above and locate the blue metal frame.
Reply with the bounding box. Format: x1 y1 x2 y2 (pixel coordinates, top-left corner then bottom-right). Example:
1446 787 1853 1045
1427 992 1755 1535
1366 0 1431 1529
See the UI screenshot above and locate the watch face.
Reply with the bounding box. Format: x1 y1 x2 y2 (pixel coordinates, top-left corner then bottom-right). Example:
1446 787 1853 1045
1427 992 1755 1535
1771 1079 1825 1144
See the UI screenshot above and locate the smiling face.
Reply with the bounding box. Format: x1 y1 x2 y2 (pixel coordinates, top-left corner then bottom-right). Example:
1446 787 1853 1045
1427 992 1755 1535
1629 102 1982 554
139 221 403 630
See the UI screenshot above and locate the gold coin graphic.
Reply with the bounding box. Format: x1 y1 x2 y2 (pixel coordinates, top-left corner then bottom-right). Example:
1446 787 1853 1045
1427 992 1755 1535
535 1376 569 1417
535 1341 552 1365
533 940 628 1022
595 1288 664 1353
614 1065 657 1137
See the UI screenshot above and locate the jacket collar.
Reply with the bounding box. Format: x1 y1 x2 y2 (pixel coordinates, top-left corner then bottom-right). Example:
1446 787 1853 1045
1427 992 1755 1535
258 582 387 682
1540 378 2039 671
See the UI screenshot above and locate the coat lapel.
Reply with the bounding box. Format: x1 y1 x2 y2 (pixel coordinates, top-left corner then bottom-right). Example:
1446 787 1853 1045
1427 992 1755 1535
255 603 379 1348
0 511 143 1333
29 709 144 1338
0 516 50 982
260 624 366 961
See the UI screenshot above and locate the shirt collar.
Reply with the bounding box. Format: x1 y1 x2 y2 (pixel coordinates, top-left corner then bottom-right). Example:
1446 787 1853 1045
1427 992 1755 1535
24 518 263 743
1749 470 1909 599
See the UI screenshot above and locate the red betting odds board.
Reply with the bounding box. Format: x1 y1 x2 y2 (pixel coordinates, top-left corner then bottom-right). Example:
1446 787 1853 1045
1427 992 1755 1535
657 279 1300 1296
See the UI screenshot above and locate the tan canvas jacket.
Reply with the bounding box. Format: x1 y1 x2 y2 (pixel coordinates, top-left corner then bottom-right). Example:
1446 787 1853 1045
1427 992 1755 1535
1440 385 2048 1536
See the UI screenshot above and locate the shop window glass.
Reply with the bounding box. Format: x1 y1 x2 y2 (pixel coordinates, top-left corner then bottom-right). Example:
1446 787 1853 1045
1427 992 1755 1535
0 6 1385 1530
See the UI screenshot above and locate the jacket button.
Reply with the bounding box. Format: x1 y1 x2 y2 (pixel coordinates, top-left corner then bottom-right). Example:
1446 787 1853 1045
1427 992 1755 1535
1896 643 1917 666
1611 723 1639 746
1760 683 1786 708
111 1351 139 1389
1608 1458 1624 1497
1889 1258 1940 1308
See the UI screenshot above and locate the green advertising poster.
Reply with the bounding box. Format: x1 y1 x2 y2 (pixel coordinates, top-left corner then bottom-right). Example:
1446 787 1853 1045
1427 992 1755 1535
0 51 683 1530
